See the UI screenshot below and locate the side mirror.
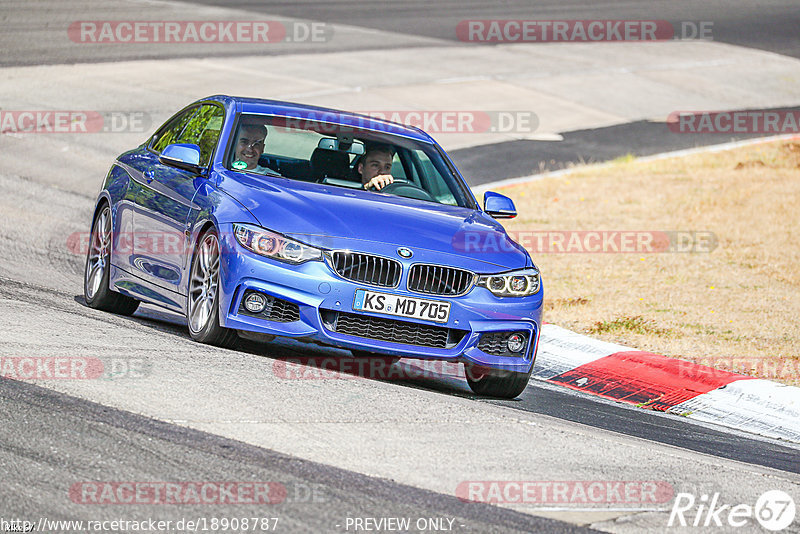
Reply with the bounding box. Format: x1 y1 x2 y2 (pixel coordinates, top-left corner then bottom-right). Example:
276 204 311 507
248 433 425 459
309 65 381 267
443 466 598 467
484 191 517 219
159 143 204 174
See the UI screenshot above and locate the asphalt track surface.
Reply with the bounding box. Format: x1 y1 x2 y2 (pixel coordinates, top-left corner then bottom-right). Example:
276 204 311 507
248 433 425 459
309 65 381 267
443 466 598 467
2 1 800 532
21 300 800 475
89 309 800 477
1 377 586 533
7 0 799 67
188 0 800 60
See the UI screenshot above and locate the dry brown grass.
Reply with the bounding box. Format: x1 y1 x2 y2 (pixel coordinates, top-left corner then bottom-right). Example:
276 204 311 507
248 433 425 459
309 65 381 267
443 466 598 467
499 139 800 385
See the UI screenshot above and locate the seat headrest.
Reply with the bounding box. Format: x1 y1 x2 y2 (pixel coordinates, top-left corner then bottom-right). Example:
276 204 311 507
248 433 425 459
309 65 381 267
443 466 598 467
310 148 350 180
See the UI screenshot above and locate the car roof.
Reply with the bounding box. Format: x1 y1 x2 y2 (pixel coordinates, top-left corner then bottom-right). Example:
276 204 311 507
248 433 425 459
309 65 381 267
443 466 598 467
197 94 435 143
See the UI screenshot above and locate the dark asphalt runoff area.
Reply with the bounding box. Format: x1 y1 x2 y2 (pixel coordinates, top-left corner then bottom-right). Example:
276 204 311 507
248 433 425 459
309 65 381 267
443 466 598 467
451 110 800 187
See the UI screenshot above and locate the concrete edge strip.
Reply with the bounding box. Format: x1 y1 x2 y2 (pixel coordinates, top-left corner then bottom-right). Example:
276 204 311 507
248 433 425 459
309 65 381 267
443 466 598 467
534 324 800 443
472 133 800 195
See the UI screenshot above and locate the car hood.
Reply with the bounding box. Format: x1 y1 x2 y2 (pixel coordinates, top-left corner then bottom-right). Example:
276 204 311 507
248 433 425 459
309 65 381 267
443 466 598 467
218 172 530 271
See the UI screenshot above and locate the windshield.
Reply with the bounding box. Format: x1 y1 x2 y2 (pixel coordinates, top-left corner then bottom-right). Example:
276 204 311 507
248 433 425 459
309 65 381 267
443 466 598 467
226 113 475 208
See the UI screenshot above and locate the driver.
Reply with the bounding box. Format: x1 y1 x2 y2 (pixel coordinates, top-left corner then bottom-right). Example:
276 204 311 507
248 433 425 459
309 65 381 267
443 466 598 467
358 143 396 190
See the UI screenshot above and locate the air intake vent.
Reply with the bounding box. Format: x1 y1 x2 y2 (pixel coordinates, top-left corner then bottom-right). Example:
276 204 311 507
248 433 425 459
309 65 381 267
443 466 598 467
238 291 300 323
325 311 467 349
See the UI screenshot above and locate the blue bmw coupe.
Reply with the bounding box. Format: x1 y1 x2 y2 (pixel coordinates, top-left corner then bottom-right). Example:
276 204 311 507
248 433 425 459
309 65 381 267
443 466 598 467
84 95 543 398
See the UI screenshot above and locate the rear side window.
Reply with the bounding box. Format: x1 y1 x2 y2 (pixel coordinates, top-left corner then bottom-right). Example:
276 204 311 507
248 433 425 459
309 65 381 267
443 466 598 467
390 153 407 180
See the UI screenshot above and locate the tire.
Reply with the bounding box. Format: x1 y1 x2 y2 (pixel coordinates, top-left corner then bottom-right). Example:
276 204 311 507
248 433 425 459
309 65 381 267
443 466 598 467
464 364 532 399
84 204 140 316
350 350 400 366
187 227 238 348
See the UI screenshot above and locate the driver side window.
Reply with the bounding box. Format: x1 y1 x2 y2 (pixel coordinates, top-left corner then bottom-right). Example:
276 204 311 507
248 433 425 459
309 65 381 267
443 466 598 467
152 107 198 154
175 105 224 166
150 105 224 167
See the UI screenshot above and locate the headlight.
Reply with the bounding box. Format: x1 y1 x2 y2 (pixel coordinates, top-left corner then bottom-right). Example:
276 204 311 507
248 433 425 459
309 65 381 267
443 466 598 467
476 268 540 297
233 223 322 264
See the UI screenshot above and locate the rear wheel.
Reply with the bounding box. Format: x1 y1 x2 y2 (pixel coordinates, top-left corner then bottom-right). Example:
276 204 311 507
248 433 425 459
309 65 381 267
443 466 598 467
187 228 238 348
84 204 139 315
465 364 532 399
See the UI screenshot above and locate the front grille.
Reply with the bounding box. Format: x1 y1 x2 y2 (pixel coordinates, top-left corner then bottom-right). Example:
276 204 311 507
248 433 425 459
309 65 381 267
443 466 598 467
324 311 467 349
238 291 300 323
478 331 529 358
329 251 401 287
407 264 475 296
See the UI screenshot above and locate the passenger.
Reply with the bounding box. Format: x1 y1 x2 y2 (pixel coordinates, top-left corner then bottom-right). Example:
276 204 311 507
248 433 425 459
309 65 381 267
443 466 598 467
358 143 396 190
232 120 279 175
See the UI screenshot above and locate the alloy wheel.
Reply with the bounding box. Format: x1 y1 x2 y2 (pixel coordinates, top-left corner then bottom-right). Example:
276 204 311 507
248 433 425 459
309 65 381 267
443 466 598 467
188 233 221 333
85 206 111 300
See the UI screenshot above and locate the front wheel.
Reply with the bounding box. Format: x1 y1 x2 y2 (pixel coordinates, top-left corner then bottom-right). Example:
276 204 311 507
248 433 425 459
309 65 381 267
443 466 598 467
84 204 139 316
465 364 532 399
187 228 238 348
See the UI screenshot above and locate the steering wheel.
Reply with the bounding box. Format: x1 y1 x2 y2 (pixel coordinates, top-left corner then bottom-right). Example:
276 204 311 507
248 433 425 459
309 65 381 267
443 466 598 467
371 178 435 202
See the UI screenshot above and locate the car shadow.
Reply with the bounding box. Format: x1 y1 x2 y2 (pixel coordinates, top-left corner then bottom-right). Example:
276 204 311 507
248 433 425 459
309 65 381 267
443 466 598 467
72 295 495 400
74 294 190 339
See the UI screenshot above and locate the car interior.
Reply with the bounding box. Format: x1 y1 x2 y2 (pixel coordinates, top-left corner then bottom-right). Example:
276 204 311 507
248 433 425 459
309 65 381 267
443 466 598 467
229 116 464 206
258 135 365 185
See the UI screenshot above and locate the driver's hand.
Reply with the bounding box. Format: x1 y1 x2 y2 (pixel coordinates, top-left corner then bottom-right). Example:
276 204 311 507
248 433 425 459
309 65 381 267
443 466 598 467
364 174 394 191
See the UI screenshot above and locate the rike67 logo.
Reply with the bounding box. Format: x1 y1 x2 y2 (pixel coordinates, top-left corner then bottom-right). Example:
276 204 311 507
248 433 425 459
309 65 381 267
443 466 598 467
669 490 796 531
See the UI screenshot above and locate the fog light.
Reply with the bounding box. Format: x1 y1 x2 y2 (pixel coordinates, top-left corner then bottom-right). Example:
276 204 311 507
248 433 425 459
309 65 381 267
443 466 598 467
244 292 267 313
506 332 526 353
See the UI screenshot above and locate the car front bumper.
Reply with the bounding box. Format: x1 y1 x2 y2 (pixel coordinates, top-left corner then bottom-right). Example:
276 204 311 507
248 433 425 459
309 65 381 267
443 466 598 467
216 227 543 373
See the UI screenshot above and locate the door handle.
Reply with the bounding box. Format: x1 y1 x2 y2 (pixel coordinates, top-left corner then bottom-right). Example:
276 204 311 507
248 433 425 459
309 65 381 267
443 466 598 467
143 169 155 183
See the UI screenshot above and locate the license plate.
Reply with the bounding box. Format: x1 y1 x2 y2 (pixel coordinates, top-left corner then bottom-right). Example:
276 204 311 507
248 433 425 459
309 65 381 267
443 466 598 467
352 289 451 323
